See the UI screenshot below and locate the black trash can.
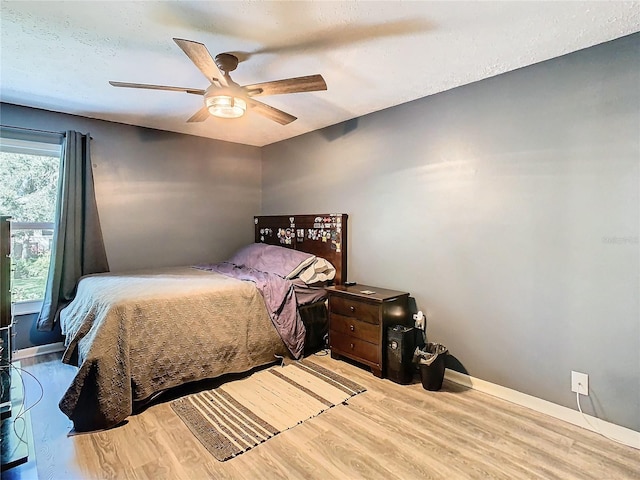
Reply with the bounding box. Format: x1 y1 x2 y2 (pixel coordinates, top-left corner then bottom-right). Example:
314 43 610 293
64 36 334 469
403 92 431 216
418 343 448 391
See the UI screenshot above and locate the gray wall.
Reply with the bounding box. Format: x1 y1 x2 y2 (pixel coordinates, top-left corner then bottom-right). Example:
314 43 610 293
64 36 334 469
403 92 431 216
2 104 262 270
262 34 640 431
2 103 263 347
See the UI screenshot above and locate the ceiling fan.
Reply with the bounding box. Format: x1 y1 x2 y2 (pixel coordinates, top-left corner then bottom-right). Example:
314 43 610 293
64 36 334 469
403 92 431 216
109 38 327 125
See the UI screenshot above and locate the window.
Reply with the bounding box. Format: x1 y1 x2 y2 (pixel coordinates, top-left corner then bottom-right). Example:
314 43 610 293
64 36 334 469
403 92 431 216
0 133 62 313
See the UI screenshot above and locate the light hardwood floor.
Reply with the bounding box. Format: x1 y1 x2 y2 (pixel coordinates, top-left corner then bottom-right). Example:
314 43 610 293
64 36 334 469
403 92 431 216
4 352 639 480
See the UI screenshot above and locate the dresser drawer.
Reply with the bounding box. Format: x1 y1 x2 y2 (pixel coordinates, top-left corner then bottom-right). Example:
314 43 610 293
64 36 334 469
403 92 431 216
326 284 410 379
330 313 379 344
329 296 379 324
330 332 379 365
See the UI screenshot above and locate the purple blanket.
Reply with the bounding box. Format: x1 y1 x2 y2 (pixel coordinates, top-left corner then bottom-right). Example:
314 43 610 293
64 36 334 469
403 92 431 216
195 262 306 359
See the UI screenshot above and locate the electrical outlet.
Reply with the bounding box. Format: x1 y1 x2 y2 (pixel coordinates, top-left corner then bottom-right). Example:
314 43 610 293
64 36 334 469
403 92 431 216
571 371 589 395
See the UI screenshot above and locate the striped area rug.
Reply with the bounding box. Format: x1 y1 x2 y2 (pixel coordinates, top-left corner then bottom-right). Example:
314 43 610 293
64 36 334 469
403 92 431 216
171 359 366 461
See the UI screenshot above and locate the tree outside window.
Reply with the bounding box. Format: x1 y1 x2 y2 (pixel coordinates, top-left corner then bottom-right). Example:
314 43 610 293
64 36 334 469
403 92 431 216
0 146 60 303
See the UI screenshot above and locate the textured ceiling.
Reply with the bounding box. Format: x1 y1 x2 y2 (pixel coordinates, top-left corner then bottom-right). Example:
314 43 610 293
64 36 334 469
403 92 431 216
1 1 639 147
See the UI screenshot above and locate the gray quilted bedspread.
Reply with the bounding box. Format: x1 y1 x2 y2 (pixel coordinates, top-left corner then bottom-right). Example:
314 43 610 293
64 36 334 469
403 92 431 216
196 262 306 359
59 267 287 432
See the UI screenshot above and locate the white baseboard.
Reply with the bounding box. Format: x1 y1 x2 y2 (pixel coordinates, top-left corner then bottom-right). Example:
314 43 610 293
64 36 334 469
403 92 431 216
13 341 65 360
445 368 640 450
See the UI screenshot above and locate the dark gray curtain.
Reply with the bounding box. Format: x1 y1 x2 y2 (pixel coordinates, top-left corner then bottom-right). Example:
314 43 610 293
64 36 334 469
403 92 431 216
37 131 109 331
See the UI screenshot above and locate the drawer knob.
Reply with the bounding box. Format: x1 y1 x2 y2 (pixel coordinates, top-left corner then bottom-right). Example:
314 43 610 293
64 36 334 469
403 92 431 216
350 343 354 349
349 325 355 331
350 306 355 312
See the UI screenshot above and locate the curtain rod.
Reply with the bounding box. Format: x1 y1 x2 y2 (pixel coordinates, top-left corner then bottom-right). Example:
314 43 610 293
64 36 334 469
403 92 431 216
0 124 66 136
0 124 93 140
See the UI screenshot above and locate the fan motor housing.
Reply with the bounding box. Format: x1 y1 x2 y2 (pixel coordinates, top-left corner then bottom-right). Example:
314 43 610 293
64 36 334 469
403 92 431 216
214 53 239 73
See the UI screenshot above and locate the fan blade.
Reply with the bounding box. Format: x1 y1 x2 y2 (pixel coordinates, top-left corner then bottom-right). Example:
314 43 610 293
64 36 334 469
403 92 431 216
109 81 205 95
187 106 210 123
247 98 296 125
243 74 327 97
173 38 227 86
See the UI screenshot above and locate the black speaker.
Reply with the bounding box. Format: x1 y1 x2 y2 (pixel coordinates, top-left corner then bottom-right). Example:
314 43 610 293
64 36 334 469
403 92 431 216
386 325 415 384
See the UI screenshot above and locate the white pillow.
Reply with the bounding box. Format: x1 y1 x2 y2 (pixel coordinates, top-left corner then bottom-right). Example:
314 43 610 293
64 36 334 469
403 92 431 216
298 257 336 284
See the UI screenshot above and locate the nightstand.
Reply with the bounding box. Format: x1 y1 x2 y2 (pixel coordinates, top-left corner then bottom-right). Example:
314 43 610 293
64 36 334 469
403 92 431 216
326 284 410 378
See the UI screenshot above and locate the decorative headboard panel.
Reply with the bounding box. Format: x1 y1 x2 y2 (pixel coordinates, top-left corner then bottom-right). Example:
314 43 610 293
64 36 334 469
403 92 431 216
255 214 348 285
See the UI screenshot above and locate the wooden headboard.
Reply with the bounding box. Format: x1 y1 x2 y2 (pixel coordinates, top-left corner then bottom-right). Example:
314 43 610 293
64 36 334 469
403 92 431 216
254 214 348 285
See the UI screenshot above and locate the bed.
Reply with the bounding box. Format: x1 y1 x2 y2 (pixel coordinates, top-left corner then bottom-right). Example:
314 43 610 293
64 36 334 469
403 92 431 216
58 213 348 432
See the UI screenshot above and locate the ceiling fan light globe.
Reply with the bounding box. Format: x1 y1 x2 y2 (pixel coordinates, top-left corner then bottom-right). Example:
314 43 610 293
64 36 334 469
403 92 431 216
206 95 246 119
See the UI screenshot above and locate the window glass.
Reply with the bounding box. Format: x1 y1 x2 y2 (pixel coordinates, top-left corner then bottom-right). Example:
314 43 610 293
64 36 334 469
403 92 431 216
0 136 61 303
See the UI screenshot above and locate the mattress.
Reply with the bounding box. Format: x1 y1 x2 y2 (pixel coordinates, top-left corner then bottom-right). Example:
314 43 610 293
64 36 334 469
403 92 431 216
60 267 289 431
